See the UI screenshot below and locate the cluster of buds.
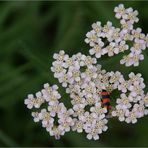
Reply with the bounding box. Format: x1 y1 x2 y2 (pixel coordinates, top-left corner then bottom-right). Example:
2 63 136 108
24 4 148 141
85 4 148 66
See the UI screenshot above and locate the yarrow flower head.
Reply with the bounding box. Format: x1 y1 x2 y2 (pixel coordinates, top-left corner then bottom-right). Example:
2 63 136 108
24 4 148 141
85 4 148 67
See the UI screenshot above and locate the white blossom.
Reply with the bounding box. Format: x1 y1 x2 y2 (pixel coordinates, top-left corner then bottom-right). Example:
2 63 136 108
114 4 126 19
125 110 138 124
85 30 98 47
49 126 65 140
92 21 102 36
144 93 148 107
24 94 35 109
39 109 54 127
86 126 100 140
73 104 85 117
72 119 83 133
112 106 126 122
51 61 66 78
24 92 44 109
90 102 107 119
89 42 104 58
118 78 130 93
32 112 40 122
109 71 123 88
116 94 131 109
53 50 69 62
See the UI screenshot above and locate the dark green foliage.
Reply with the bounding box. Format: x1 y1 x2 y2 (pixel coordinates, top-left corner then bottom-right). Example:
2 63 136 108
0 1 148 147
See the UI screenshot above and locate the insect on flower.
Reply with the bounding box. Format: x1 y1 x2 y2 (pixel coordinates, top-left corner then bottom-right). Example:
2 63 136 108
100 89 111 113
100 85 114 118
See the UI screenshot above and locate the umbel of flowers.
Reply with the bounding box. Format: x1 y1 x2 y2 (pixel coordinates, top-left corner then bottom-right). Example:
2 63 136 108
85 4 148 67
24 4 148 140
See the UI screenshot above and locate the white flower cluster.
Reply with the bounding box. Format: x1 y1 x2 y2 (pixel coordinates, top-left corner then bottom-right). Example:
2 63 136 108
25 83 74 139
51 50 110 140
85 4 148 67
112 72 148 123
25 50 148 140
24 4 148 141
50 50 148 139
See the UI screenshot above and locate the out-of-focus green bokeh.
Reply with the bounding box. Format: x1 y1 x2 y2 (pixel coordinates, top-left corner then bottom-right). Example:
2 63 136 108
0 1 148 147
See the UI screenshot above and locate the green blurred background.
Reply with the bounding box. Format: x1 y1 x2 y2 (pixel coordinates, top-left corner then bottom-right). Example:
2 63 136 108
0 1 148 147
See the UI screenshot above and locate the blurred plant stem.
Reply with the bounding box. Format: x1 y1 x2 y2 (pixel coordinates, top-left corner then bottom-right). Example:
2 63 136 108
0 130 18 147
